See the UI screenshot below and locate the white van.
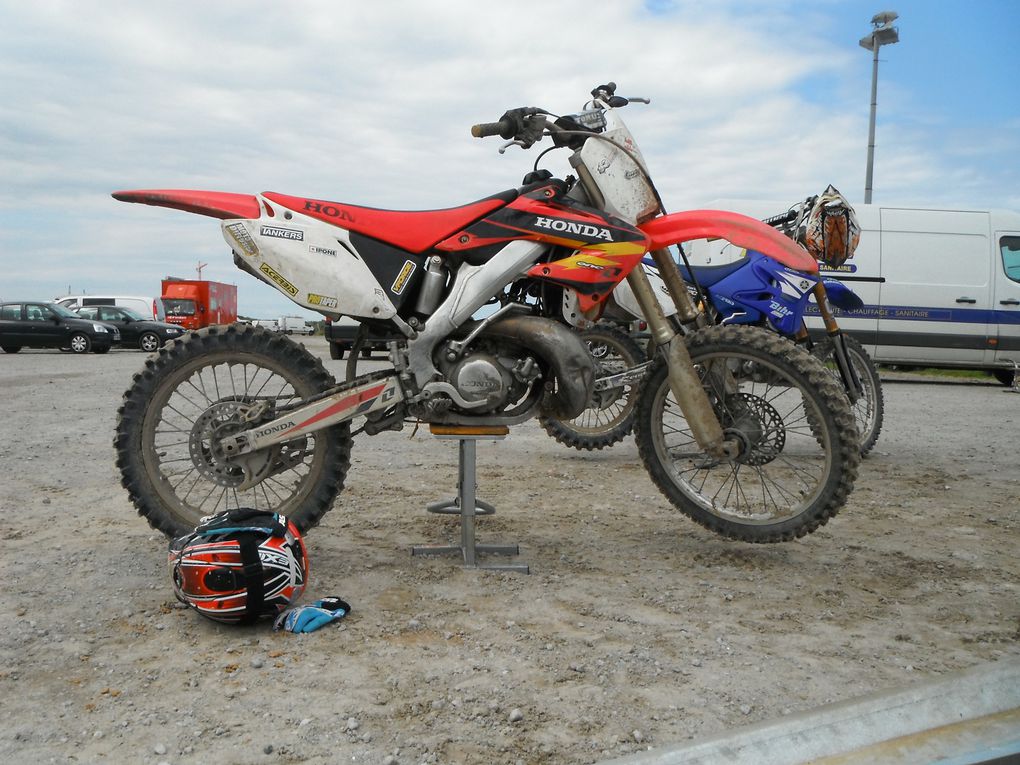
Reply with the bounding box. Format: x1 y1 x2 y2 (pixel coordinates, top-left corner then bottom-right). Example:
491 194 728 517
689 202 1020 383
55 295 166 322
277 316 314 335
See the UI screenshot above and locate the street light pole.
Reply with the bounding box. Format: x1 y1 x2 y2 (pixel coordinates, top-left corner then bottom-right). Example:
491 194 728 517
860 11 899 204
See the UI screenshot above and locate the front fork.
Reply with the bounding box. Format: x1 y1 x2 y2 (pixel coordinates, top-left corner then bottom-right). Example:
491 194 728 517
800 282 864 402
629 248 739 459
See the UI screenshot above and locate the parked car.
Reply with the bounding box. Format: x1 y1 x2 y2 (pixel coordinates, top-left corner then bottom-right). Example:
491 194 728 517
55 294 167 321
324 316 392 359
0 301 121 354
72 305 186 351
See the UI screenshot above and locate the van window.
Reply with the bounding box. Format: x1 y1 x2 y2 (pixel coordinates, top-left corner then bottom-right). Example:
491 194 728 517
82 297 114 306
1002 236 1020 283
1 304 22 320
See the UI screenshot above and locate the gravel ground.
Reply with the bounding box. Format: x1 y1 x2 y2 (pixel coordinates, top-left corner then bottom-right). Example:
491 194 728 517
1 337 1018 765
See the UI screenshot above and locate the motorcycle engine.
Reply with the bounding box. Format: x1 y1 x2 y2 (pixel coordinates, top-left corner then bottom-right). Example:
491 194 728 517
437 342 541 414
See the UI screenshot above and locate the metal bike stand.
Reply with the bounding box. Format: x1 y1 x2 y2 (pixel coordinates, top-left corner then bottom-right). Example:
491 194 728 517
411 424 529 574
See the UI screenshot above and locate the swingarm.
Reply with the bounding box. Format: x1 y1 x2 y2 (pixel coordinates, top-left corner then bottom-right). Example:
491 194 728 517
218 373 405 459
593 360 654 392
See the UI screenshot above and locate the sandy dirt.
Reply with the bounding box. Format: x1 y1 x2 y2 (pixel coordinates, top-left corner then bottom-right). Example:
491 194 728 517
1 336 1018 765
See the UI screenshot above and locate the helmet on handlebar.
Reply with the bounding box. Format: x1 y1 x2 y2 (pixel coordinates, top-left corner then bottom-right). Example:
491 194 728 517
169 508 308 624
798 185 861 268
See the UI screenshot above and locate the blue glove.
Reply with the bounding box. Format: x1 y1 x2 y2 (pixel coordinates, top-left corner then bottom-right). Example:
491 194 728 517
274 597 351 633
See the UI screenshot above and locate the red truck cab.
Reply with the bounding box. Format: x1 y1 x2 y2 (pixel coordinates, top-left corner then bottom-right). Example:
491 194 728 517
161 278 238 330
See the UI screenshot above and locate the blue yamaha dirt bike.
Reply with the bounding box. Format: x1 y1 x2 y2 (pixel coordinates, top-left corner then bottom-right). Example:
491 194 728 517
668 250 884 456
542 253 883 456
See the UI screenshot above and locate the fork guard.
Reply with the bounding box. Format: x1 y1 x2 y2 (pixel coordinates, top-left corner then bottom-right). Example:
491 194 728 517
640 210 819 274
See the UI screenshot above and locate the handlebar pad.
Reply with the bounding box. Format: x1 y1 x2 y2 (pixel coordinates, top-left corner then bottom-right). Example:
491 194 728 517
471 120 511 138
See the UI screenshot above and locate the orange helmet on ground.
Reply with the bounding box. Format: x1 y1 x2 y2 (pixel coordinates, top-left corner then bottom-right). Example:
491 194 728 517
169 508 308 624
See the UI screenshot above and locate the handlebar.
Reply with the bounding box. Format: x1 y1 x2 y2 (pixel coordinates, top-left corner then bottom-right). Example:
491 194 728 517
762 209 799 229
470 107 547 148
470 120 513 139
470 85 648 149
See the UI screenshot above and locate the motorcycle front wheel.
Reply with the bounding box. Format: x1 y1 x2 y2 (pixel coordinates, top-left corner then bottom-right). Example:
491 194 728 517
538 323 644 450
634 325 860 543
115 324 352 538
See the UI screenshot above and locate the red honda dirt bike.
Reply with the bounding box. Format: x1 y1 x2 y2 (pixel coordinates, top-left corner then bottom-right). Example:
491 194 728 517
113 83 859 544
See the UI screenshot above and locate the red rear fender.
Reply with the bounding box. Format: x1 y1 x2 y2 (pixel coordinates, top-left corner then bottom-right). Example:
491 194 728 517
640 210 817 274
112 189 261 220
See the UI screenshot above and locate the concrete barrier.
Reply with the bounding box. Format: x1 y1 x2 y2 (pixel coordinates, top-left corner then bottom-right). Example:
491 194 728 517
601 657 1020 765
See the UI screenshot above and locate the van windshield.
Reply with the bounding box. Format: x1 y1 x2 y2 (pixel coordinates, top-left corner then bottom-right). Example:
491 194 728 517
1001 236 1020 282
165 299 196 316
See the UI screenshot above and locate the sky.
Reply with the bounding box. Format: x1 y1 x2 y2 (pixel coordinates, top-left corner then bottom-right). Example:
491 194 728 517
1 0 1018 320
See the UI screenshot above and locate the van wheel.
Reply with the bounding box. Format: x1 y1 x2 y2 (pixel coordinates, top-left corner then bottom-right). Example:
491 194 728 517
139 332 161 352
1 345 21 354
993 369 1017 386
329 342 343 360
69 333 91 354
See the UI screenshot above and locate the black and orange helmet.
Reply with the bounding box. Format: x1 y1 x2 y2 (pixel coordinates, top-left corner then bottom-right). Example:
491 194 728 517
169 508 308 624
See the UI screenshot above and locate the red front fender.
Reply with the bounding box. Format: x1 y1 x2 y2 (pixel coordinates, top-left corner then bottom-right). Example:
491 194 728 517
639 210 818 274
112 189 261 220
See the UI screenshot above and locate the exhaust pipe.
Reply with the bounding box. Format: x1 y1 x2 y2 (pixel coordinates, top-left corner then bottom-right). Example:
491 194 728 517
480 315 595 420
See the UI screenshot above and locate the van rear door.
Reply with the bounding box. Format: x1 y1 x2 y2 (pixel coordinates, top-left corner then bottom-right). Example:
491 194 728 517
993 233 1020 367
875 209 992 364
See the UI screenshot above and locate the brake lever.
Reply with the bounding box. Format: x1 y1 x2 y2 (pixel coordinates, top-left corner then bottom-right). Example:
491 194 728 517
498 139 529 154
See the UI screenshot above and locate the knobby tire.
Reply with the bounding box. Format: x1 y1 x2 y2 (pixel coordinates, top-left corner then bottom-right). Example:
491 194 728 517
634 325 860 543
811 334 885 457
115 324 353 538
538 323 644 450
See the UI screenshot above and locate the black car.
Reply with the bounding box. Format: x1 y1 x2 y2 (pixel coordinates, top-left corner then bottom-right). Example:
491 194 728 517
324 317 393 360
73 305 185 351
0 301 121 354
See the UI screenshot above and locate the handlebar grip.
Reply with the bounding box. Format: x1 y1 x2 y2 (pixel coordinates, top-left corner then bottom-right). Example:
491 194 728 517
471 120 510 138
762 209 799 228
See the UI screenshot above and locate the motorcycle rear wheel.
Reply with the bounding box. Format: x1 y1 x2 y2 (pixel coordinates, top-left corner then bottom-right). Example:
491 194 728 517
538 323 644 450
115 324 352 538
811 334 884 457
634 325 860 543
